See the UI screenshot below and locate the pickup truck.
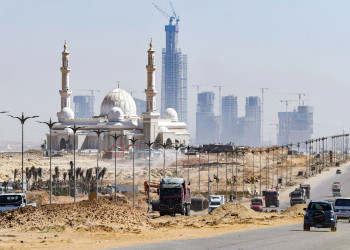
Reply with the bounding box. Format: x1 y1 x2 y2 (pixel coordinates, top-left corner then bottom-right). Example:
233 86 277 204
0 193 36 214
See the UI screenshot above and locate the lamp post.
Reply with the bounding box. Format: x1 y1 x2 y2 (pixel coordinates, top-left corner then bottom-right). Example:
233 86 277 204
9 112 39 193
265 148 270 189
129 137 138 209
225 150 228 202
173 143 182 177
289 143 293 181
207 149 210 198
91 128 106 200
231 150 234 200
109 132 123 203
251 150 255 197
144 140 155 212
216 148 219 195
186 145 191 183
235 148 239 199
159 142 168 177
259 149 263 195
37 118 58 204
198 146 202 197
242 150 246 198
281 145 285 185
271 147 276 189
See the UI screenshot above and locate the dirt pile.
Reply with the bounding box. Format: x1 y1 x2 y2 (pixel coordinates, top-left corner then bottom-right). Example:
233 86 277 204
210 203 263 219
0 199 152 231
282 204 307 217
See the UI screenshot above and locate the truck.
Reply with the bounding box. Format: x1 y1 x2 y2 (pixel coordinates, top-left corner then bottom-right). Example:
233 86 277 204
0 193 36 214
300 184 311 199
208 195 225 213
332 182 342 197
289 188 306 206
263 189 279 207
159 177 191 216
250 197 263 212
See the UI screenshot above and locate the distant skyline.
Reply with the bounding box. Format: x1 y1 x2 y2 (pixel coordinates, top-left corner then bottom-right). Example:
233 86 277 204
1 0 350 147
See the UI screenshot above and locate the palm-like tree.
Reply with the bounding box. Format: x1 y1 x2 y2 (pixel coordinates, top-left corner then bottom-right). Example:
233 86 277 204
54 166 60 195
14 169 18 182
101 167 107 185
2 181 8 193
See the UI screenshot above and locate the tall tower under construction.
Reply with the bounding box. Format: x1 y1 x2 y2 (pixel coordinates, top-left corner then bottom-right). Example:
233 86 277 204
161 17 187 123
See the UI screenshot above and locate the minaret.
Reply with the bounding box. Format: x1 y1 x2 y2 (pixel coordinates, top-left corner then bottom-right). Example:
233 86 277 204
143 40 160 143
57 42 74 121
145 40 157 112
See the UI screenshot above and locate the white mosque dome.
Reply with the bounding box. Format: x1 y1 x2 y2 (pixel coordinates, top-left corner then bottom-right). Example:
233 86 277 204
159 126 169 133
108 107 124 122
58 107 74 120
63 127 73 134
163 108 178 122
100 88 137 117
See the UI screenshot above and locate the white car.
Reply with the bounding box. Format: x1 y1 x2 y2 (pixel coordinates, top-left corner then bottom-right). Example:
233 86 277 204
334 198 350 219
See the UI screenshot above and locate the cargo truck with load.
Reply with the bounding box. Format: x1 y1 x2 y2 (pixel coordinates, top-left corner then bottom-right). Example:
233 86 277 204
0 193 36 214
300 184 311 199
263 189 279 207
289 188 306 206
332 182 342 197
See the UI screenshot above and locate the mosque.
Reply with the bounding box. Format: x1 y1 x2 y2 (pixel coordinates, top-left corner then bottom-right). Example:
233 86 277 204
48 42 190 152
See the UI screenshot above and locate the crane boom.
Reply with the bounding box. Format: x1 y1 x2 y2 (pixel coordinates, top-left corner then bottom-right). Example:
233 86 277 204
153 3 171 20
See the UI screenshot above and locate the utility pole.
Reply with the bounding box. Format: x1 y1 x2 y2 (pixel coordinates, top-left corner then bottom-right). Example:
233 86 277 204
260 88 269 146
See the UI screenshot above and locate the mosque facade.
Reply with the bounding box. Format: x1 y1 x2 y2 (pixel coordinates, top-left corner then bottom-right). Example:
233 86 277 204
48 42 190 152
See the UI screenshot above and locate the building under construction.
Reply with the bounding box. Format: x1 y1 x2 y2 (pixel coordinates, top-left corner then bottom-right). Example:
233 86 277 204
158 7 187 123
278 106 313 145
73 95 95 118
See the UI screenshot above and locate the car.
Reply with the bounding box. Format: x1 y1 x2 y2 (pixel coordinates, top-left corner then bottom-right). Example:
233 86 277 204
336 169 342 174
303 201 337 232
334 198 350 219
52 153 64 157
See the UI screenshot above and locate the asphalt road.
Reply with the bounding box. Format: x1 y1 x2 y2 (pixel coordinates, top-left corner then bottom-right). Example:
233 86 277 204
114 163 350 250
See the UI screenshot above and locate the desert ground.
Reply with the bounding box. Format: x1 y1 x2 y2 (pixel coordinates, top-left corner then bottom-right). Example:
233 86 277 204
0 149 328 249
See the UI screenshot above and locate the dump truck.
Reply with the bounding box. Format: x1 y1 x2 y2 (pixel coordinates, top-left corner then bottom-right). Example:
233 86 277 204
208 195 224 213
332 182 342 197
158 177 191 216
0 193 36 214
250 197 263 212
300 184 311 199
289 188 306 206
263 189 279 207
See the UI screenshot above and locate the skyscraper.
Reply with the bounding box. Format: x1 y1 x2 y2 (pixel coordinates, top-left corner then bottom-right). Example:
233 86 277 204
73 95 95 118
161 18 187 123
221 95 238 143
196 92 218 144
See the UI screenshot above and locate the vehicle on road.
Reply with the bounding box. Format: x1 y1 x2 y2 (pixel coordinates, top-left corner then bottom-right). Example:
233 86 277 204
159 177 191 216
303 201 337 232
332 182 342 196
0 193 36 214
300 184 311 199
208 195 224 213
263 189 279 207
334 198 350 219
250 197 263 212
336 169 342 174
290 188 306 206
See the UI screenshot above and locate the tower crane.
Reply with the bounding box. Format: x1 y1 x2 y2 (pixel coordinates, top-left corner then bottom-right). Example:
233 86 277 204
283 93 306 106
192 84 211 95
152 2 179 25
280 100 298 112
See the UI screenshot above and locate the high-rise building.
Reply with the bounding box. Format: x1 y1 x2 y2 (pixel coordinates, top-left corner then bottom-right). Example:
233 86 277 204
73 95 95 118
134 97 146 116
161 18 187 123
278 106 313 145
196 92 218 144
221 95 238 143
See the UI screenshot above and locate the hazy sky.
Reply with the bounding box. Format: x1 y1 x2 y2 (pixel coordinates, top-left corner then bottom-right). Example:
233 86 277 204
1 0 350 146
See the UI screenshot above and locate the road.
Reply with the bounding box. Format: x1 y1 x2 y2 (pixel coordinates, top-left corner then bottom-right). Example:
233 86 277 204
114 163 350 250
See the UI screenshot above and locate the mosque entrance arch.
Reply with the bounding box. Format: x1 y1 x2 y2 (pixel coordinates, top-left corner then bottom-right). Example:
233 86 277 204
60 138 66 150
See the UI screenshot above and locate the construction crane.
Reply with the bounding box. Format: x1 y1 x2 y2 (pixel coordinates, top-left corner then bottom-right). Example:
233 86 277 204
73 89 101 96
280 100 298 112
152 2 179 25
192 84 211 95
283 93 306 106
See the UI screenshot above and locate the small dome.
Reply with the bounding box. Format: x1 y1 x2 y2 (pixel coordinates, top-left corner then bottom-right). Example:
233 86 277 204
108 107 124 122
100 88 137 117
63 127 73 134
163 108 178 122
57 107 74 120
159 126 169 133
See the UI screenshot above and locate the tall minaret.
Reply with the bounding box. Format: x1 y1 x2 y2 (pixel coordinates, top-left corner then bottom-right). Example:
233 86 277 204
145 40 157 112
143 40 160 143
57 42 74 121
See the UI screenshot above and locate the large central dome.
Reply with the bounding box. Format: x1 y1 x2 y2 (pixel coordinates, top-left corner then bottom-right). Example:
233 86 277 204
100 88 137 117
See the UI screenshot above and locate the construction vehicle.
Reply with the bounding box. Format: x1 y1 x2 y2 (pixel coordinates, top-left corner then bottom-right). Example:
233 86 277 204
158 177 191 216
208 195 224 213
0 193 36 214
289 188 306 206
332 182 342 197
263 189 280 207
300 184 311 199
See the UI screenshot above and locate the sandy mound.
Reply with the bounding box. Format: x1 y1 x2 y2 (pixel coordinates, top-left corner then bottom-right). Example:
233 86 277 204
282 204 307 217
0 199 152 231
209 203 262 219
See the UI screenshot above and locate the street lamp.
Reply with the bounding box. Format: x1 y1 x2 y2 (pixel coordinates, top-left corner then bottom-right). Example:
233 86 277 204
241 150 246 198
9 112 39 192
91 128 106 200
216 148 219 195
259 149 263 195
159 142 169 177
235 148 239 199
37 118 58 204
304 141 308 178
207 149 211 198
173 143 182 177
129 137 138 209
265 148 270 189
109 132 123 203
225 150 228 202
198 146 203 197
186 145 191 183
144 140 155 213
68 124 85 203
251 150 255 197
289 143 293 182
280 145 285 185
